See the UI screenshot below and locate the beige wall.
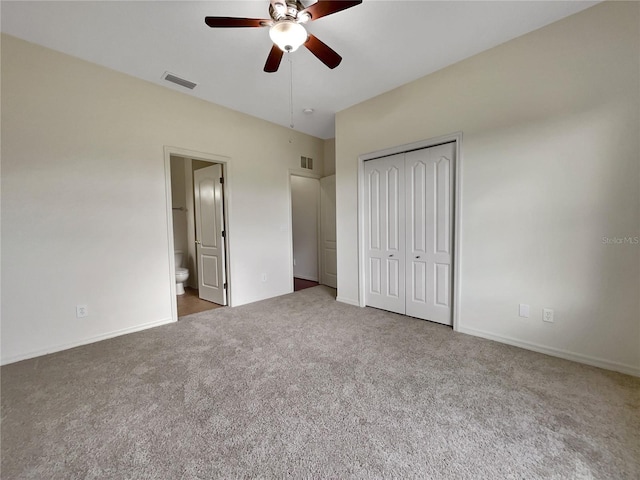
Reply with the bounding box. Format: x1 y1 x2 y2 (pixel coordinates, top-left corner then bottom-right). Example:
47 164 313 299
323 138 336 177
1 34 324 363
192 160 211 171
335 2 639 374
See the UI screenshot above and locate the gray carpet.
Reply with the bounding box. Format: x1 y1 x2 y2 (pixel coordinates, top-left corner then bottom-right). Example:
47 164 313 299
2 286 639 479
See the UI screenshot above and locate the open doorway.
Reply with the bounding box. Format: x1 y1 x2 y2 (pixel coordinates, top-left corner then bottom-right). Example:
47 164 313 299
290 174 320 291
165 148 231 320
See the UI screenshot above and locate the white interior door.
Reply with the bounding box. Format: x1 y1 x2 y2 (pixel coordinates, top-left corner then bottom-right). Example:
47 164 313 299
405 143 455 325
320 175 337 288
364 154 405 314
194 164 227 305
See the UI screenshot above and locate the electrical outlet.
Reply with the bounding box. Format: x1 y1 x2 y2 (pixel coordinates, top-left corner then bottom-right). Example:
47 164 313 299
519 304 530 318
76 305 88 318
261 273 267 282
543 308 554 323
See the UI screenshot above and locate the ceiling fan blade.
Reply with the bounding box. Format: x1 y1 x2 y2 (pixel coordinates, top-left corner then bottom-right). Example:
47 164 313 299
304 34 342 69
264 44 284 73
205 17 271 28
301 0 362 22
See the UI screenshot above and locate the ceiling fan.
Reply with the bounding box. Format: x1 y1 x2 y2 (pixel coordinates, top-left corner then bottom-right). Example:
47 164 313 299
205 0 362 73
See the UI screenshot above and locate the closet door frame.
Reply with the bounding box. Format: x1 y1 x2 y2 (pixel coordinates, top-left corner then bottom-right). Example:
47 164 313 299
357 132 463 331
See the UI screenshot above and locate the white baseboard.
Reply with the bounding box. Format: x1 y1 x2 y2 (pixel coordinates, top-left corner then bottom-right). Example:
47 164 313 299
1 317 175 366
336 296 361 307
458 326 640 377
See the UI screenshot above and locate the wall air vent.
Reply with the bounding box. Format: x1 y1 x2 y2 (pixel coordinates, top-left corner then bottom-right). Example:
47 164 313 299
300 156 313 170
162 72 197 90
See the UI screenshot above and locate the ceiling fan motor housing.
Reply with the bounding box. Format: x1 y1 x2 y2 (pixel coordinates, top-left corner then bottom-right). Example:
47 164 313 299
269 1 306 22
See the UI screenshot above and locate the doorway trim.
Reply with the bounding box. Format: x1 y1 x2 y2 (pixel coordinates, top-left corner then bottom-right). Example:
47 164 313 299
287 168 321 293
356 132 463 331
164 146 233 323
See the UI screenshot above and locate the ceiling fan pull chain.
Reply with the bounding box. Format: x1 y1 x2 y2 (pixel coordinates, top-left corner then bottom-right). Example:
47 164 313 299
289 55 294 129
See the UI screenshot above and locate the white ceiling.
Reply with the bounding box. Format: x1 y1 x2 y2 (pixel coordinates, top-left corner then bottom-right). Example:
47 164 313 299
1 1 598 139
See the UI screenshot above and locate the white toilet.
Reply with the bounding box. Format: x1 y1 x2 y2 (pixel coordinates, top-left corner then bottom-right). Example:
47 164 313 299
174 251 190 295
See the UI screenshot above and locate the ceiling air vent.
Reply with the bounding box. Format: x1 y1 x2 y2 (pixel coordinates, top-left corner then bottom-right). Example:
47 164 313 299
162 72 197 90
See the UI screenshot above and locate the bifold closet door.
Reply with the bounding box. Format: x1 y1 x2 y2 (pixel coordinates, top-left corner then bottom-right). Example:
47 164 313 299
364 154 405 315
364 142 455 325
405 143 455 325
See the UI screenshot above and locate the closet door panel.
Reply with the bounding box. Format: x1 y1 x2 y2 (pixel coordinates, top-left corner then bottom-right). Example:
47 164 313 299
411 261 427 303
407 158 429 308
435 263 450 306
436 155 451 254
405 143 455 325
364 154 405 314
387 257 401 298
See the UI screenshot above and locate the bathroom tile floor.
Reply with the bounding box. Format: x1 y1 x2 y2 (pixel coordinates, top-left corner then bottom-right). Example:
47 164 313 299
177 288 223 318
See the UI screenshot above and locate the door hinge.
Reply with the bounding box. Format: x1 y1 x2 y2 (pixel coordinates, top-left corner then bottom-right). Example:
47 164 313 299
220 177 224 184
222 230 226 238
224 282 227 289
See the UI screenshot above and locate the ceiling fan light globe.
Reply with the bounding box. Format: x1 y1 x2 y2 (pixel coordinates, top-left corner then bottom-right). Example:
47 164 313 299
269 20 307 52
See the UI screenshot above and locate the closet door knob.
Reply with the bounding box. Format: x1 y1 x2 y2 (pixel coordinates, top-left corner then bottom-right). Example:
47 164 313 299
389 254 394 257
415 256 421 259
